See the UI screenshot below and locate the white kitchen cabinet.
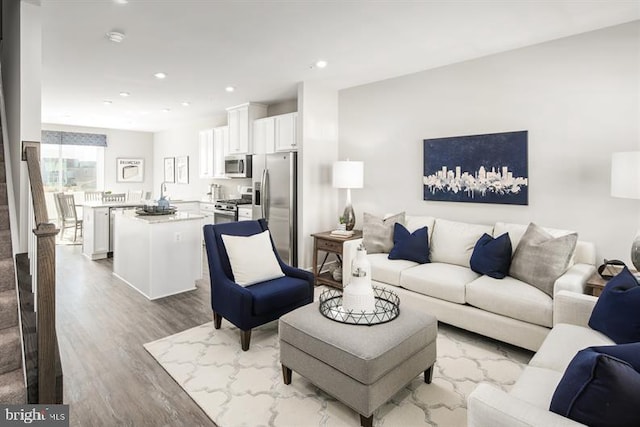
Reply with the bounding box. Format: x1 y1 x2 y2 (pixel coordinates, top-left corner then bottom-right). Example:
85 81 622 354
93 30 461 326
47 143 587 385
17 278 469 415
253 117 275 155
198 129 214 178
82 206 110 260
237 206 252 221
212 126 228 178
226 102 267 154
274 112 298 152
252 112 299 154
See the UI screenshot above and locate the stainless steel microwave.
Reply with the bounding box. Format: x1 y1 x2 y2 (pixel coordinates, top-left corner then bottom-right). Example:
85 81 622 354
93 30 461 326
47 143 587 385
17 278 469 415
224 155 252 178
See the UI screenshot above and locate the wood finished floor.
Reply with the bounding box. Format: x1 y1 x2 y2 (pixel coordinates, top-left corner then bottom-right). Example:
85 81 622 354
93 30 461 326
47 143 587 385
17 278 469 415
56 245 217 426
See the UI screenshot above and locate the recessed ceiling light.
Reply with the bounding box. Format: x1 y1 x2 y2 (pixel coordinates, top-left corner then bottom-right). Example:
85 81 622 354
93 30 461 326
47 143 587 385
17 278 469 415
119 91 130 97
154 72 167 79
106 31 126 43
103 100 113 105
225 86 235 93
162 108 171 113
181 101 190 107
315 60 328 68
113 0 129 4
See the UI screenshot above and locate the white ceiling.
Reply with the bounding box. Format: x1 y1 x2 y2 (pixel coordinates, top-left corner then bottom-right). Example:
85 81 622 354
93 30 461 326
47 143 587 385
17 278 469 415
41 0 640 133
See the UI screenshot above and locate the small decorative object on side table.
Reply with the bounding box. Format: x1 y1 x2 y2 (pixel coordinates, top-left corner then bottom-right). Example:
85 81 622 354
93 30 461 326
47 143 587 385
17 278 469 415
312 230 363 289
585 266 639 297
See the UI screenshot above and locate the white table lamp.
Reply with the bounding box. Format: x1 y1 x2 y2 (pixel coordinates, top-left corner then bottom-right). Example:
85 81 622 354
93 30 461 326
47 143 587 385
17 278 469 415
611 151 640 270
333 160 364 231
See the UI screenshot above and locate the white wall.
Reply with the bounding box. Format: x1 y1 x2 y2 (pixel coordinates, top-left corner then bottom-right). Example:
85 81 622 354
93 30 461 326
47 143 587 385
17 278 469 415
42 123 154 195
298 82 339 269
152 115 233 201
1 0 41 252
339 21 640 265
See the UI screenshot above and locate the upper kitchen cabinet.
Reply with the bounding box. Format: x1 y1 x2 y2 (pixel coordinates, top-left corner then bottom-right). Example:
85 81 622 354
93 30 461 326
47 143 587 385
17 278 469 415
226 102 268 155
198 129 215 178
274 112 298 152
253 116 275 155
199 126 229 179
252 112 299 154
212 126 228 178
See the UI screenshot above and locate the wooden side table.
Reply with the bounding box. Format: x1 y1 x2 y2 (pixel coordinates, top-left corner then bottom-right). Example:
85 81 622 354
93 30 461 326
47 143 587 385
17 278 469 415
311 230 363 289
585 267 639 297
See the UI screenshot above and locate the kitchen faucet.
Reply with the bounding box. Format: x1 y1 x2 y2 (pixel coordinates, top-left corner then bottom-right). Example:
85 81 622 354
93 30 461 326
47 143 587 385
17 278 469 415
160 181 168 200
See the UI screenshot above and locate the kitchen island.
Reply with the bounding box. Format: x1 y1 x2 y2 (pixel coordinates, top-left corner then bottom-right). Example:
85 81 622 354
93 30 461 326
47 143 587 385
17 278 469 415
112 210 204 300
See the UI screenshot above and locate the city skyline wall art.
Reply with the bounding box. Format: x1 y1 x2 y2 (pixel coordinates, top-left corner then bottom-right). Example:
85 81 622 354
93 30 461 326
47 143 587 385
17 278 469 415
423 130 528 205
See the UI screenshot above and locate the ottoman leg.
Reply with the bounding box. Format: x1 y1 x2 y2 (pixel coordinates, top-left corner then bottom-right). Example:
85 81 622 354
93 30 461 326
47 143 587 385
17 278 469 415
424 366 434 384
282 365 292 385
360 414 373 427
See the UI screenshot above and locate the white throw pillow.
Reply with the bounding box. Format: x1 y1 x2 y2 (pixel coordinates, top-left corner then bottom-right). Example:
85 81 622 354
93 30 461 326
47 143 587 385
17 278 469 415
221 230 284 286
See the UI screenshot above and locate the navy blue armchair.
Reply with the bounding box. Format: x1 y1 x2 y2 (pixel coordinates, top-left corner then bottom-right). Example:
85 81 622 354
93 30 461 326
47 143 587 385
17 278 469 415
203 219 314 351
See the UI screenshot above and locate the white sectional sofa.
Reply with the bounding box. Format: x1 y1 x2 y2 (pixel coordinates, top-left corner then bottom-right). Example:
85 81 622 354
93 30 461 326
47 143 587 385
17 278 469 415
467 290 610 427
341 216 596 351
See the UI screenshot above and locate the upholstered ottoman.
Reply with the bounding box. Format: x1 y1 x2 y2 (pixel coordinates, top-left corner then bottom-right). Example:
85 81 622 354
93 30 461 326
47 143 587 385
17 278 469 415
279 301 437 427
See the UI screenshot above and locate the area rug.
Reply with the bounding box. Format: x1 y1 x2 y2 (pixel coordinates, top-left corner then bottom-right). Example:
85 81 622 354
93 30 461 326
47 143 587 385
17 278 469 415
144 315 532 427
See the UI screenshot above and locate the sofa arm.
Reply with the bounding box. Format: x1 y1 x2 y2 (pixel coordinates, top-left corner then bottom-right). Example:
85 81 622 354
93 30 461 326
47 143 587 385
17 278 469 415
553 263 596 296
553 290 598 327
341 238 363 287
468 383 586 427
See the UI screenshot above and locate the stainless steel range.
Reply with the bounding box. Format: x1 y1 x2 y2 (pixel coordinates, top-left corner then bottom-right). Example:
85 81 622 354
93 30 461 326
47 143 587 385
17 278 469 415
213 197 252 224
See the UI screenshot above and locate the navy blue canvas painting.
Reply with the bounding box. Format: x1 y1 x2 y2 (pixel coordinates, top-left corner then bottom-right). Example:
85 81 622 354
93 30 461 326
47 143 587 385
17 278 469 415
423 131 528 205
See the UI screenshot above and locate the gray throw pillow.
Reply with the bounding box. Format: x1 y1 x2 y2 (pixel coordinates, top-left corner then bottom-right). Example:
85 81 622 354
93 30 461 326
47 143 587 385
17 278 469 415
362 212 405 254
509 223 578 296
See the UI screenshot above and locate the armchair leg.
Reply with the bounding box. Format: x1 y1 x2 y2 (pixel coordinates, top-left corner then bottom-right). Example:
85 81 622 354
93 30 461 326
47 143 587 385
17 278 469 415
240 329 251 351
213 312 222 329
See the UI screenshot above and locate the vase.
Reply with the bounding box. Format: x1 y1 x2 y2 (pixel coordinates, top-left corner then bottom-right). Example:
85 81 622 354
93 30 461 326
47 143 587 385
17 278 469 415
343 244 375 312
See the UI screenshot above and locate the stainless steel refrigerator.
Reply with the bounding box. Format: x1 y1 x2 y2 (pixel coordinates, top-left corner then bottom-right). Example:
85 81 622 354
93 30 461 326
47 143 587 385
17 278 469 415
252 152 298 266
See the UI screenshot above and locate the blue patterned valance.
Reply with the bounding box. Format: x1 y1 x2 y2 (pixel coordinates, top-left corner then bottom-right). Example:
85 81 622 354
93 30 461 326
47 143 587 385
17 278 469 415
42 130 107 147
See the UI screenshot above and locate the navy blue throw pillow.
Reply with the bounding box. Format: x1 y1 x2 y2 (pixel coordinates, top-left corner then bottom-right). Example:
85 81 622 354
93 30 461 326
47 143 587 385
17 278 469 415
469 233 512 279
550 344 640 427
388 223 429 264
588 267 640 344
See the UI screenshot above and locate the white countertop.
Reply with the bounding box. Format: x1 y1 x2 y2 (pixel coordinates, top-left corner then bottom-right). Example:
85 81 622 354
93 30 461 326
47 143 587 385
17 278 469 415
82 201 144 208
119 209 205 224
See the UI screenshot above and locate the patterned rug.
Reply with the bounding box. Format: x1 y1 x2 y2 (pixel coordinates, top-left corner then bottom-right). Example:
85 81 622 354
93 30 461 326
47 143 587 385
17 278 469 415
145 313 532 427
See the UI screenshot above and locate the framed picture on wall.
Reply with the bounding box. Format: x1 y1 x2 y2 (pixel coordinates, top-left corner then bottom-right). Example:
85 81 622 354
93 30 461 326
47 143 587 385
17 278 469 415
176 156 189 184
116 158 144 183
164 157 175 183
423 130 528 205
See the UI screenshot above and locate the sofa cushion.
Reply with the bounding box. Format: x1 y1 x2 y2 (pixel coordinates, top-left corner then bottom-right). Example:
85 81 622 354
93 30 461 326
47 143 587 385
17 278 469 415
405 215 436 241
388 223 430 264
362 212 405 254
466 275 553 328
549 345 640 427
509 223 578 296
470 233 512 279
528 324 614 373
400 263 479 304
430 219 494 268
589 267 640 344
368 253 417 286
509 366 564 409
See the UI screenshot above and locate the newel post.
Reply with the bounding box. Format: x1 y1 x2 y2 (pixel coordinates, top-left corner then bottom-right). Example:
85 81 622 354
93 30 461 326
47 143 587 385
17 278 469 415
34 223 58 403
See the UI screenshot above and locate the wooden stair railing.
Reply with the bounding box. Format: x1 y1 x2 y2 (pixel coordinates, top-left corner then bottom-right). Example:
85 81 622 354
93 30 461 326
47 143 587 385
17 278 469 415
22 142 60 403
